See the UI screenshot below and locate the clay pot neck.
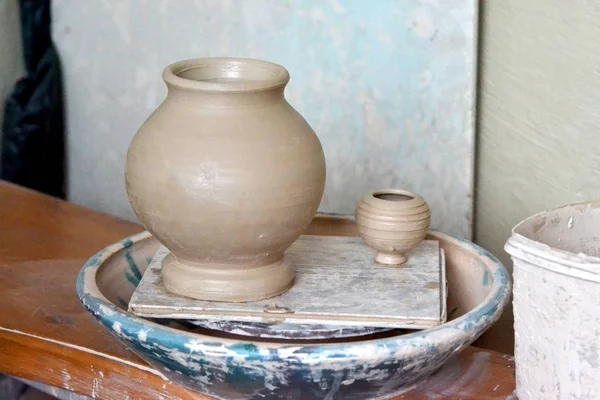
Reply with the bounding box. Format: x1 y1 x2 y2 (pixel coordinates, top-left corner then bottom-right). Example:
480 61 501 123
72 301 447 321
163 57 289 106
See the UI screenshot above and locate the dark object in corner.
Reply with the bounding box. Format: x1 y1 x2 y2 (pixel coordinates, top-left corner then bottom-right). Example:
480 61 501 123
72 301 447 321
1 0 65 199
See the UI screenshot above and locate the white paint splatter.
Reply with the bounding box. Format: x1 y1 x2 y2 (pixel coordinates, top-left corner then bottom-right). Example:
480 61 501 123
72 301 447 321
92 378 100 398
184 339 204 353
61 369 72 390
277 346 303 359
99 304 116 316
138 330 148 342
112 321 122 334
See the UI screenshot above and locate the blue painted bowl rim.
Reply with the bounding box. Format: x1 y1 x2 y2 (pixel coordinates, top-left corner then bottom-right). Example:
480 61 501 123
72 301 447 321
77 229 511 360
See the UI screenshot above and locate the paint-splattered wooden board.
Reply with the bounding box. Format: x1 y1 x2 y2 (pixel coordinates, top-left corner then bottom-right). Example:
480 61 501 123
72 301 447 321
129 235 447 330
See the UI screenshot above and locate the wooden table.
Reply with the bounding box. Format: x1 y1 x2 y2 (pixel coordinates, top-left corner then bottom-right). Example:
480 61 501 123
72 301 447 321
0 182 516 399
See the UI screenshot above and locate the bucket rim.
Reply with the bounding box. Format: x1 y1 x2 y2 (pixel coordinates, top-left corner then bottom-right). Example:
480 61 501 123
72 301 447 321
506 201 600 273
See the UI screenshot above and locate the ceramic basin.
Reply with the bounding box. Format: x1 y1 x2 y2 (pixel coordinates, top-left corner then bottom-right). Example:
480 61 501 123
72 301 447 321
77 226 510 400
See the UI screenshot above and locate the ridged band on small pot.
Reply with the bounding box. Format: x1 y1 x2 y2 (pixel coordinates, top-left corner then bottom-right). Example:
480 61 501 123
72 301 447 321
356 189 431 264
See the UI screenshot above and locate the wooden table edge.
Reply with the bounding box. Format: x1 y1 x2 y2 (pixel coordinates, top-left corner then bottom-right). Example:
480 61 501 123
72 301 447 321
0 329 207 399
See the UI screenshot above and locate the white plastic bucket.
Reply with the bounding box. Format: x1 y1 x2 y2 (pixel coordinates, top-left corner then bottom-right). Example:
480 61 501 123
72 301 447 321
505 202 600 399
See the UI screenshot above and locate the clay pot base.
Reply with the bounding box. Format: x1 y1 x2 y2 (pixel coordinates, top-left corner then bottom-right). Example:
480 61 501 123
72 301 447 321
161 252 295 302
376 252 407 265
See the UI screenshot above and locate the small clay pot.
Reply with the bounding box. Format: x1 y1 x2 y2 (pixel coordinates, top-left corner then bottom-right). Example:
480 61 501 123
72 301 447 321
355 189 431 265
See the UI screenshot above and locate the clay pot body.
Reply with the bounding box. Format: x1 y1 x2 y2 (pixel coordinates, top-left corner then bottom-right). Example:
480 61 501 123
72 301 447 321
355 190 430 265
125 58 326 302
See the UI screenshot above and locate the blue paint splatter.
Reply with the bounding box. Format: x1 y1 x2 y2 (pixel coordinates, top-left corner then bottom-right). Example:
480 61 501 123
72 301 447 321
125 250 142 281
125 272 140 287
482 270 489 286
229 343 259 353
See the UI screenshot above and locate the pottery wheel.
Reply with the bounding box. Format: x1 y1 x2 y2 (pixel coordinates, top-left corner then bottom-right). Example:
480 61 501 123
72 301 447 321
186 319 390 340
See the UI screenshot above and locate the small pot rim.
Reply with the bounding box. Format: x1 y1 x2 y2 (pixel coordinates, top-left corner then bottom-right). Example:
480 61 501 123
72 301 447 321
368 189 423 206
162 57 290 93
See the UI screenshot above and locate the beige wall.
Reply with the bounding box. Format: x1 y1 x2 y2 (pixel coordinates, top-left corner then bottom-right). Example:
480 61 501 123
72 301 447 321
0 0 24 169
476 0 600 353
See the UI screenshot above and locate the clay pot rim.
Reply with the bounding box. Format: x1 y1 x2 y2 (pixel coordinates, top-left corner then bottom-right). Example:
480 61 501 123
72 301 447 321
163 57 290 93
367 189 424 207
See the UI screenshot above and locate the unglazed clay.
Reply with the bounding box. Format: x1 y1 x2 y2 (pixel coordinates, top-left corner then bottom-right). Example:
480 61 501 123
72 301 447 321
355 190 431 265
125 57 326 302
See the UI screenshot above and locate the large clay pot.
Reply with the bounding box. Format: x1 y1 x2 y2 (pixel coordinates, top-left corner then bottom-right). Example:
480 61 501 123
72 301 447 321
125 57 326 302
